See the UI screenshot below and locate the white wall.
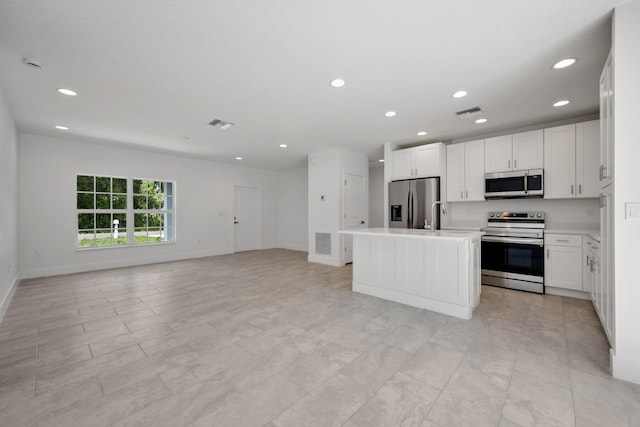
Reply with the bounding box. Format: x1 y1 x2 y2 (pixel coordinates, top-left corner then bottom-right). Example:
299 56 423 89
18 133 282 278
308 147 368 266
612 0 640 384
369 165 384 227
0 89 19 320
277 166 308 251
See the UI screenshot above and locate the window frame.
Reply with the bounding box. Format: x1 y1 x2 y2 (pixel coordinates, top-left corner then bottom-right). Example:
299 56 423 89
75 174 176 250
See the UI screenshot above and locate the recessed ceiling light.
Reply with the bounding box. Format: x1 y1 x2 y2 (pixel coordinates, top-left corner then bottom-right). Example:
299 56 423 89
553 100 570 107
378 159 385 163
55 125 69 130
417 131 427 136
475 118 487 124
330 78 345 88
279 144 288 148
57 88 77 96
552 58 577 69
452 90 468 98
235 156 243 160
385 111 396 117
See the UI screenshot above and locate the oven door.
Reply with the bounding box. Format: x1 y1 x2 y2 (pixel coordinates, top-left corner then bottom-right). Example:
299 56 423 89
481 236 545 291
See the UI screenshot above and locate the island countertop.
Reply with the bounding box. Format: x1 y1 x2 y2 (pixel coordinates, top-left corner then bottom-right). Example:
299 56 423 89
339 227 484 241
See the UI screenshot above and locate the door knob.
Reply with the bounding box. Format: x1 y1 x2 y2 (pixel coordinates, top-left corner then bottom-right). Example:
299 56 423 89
360 221 365 224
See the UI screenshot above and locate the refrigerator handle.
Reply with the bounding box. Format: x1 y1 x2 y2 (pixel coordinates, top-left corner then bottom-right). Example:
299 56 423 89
410 191 414 228
407 191 411 228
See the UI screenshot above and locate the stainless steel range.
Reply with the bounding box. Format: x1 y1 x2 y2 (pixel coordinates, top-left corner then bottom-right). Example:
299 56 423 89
481 211 545 294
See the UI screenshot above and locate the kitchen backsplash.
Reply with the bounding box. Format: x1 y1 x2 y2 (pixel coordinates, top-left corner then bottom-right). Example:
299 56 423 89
445 197 600 230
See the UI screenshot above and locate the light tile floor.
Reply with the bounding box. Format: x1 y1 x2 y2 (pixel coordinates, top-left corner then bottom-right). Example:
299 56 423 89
1 249 639 426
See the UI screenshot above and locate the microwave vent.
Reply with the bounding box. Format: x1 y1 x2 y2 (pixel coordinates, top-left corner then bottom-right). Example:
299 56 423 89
455 106 482 118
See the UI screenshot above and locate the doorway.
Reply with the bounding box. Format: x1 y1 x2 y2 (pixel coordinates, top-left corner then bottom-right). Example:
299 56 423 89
343 172 366 263
234 185 261 252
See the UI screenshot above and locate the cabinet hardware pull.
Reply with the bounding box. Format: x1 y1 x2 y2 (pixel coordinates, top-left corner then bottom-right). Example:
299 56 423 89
586 255 590 266
461 191 464 199
514 159 517 169
546 248 549 258
465 190 468 199
556 239 570 242
570 185 574 195
578 184 582 194
508 160 511 169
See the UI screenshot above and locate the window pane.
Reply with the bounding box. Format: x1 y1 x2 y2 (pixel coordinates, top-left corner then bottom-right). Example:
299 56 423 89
164 182 173 197
78 234 95 247
133 195 147 210
77 175 94 192
134 213 147 227
165 195 173 209
77 193 94 209
96 194 110 209
148 193 164 209
96 177 111 192
148 213 163 227
113 213 126 228
96 213 111 229
78 213 94 230
112 194 126 209
112 178 126 193
133 179 143 194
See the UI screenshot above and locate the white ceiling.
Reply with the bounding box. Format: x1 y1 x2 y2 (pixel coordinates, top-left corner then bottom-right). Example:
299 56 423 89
0 0 622 170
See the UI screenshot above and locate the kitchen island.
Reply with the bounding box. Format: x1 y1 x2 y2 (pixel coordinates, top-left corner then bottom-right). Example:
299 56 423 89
339 228 483 319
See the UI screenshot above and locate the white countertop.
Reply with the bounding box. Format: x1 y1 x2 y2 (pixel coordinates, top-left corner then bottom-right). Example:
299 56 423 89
339 227 484 241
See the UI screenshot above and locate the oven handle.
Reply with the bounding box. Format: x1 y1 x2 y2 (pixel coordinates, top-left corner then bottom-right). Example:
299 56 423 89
481 236 544 246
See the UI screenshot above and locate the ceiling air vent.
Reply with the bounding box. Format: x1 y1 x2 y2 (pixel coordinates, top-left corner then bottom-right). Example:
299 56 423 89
455 106 482 118
208 119 234 130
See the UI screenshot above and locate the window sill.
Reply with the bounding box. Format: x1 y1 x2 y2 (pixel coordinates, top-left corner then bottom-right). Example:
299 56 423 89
75 241 176 251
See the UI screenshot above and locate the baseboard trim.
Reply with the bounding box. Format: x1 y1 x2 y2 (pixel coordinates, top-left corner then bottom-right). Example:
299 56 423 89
545 286 591 300
20 248 234 280
0 273 21 322
612 350 640 385
277 243 308 252
307 254 342 267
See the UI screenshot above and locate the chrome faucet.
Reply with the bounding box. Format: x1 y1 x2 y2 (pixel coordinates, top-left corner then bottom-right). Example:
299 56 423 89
429 201 447 230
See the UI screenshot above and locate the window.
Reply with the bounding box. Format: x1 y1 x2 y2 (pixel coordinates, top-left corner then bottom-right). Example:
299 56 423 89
133 179 174 244
76 175 175 249
77 175 127 248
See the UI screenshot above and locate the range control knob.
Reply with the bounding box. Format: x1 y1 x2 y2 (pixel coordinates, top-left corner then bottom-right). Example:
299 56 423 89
529 213 534 218
537 213 542 218
489 213 494 218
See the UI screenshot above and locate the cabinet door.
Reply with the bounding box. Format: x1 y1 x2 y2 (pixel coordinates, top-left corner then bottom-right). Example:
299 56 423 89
599 186 614 345
513 130 543 170
544 125 576 199
465 140 485 201
545 245 582 291
599 51 613 188
446 143 465 202
576 120 600 198
391 148 414 180
484 135 513 173
582 238 593 294
414 144 440 178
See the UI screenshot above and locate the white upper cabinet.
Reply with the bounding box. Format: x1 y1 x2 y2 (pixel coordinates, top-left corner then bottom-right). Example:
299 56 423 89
391 143 444 181
484 135 513 173
576 120 600 198
391 149 414 180
484 130 542 173
544 121 600 199
512 130 544 170
447 140 485 202
544 124 577 199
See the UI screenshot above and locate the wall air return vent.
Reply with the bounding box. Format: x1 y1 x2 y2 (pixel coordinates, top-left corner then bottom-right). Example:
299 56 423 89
455 106 482 118
208 119 234 129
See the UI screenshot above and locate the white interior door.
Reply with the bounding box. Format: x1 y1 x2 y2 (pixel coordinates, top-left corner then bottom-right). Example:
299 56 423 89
343 173 366 263
234 186 260 252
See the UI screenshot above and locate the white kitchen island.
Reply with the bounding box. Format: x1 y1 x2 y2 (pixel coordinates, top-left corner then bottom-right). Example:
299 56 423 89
339 228 483 320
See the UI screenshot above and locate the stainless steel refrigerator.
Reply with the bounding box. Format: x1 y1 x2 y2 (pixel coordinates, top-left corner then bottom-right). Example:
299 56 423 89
388 177 441 229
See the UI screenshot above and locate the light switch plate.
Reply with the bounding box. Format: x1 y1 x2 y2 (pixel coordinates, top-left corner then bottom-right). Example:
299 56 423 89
626 202 640 220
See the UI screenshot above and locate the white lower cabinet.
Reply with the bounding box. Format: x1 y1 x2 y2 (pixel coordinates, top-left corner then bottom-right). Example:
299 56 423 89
544 234 583 291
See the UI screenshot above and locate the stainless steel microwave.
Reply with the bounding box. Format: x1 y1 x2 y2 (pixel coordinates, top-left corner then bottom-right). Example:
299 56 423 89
484 169 544 199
